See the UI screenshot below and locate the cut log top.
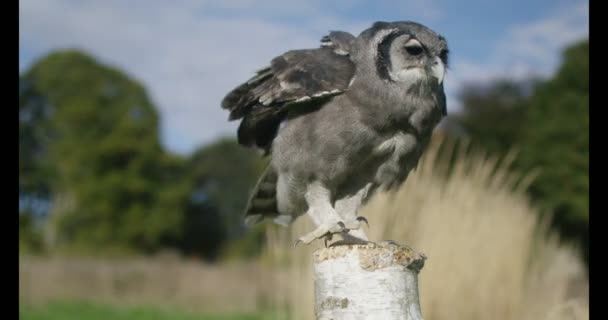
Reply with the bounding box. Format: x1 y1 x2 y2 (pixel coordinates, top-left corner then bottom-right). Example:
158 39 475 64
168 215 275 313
313 241 427 273
313 241 427 320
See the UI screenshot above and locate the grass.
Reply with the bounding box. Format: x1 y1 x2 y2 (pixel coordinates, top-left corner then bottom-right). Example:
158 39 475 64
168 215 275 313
19 300 272 320
19 254 280 315
264 134 589 320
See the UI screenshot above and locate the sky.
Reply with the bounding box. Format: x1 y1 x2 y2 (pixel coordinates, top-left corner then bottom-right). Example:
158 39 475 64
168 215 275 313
19 0 589 156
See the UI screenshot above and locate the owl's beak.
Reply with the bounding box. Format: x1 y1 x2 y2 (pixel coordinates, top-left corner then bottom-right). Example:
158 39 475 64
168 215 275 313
430 57 445 85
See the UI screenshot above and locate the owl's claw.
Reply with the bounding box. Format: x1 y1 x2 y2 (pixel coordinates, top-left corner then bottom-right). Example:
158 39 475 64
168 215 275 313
323 234 334 248
341 217 368 231
356 216 369 227
295 221 347 246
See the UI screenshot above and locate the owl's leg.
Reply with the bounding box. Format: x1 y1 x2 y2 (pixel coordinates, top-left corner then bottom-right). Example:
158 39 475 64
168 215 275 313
294 182 346 246
333 183 373 245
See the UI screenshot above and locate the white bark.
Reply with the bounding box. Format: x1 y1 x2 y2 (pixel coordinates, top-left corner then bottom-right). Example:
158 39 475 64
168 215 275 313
313 241 426 320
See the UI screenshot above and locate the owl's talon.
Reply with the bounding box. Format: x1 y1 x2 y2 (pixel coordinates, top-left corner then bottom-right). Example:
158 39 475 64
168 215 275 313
356 216 369 227
324 233 334 247
295 221 347 246
342 218 366 231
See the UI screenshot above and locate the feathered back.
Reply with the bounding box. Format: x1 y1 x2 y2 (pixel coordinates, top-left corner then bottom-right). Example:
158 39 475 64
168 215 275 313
221 32 357 152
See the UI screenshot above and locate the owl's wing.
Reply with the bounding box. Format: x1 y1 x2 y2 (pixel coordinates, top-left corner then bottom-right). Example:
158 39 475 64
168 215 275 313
221 32 356 151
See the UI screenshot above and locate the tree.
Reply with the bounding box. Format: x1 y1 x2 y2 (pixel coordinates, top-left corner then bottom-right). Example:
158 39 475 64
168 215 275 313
20 49 271 260
20 50 191 253
19 78 55 218
189 138 267 237
444 78 536 156
518 40 589 262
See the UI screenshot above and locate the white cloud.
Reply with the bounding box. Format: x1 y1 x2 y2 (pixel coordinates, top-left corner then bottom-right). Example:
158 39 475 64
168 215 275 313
498 1 588 70
448 0 588 111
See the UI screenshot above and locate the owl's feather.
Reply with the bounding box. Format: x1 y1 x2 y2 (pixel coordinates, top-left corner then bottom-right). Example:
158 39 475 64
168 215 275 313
221 35 356 151
243 164 279 226
320 31 356 55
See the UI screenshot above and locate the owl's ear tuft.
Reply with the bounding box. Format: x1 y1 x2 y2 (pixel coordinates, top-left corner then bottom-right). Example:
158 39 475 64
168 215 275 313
372 21 390 29
320 31 356 56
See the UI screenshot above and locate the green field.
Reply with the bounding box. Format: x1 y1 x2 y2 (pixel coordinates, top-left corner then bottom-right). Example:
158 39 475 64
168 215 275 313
19 301 273 320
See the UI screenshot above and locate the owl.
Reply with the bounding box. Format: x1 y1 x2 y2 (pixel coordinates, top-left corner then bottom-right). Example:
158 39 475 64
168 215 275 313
221 21 449 246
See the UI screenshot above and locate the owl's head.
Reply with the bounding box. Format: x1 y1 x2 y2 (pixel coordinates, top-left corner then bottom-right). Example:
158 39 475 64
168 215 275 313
353 21 449 86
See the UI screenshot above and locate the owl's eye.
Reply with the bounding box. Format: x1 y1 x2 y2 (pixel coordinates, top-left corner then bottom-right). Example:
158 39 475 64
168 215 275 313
404 39 423 56
405 45 423 55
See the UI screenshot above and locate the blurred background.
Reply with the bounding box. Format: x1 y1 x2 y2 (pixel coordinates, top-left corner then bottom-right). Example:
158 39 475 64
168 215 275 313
19 1 588 319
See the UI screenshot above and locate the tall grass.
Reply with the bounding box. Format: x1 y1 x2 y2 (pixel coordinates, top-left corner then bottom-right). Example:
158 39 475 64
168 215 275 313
264 134 588 320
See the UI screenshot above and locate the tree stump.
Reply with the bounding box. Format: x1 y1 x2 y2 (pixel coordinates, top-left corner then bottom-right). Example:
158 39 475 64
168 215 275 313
313 241 426 320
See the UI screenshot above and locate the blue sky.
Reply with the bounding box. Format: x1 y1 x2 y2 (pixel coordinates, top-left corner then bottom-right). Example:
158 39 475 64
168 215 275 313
19 0 588 155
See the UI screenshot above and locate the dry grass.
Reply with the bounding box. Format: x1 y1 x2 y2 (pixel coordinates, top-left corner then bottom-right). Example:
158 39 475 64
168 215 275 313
19 252 281 314
264 134 589 320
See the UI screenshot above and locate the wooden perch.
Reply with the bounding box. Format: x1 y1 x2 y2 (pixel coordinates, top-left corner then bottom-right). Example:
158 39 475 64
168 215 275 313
313 241 426 320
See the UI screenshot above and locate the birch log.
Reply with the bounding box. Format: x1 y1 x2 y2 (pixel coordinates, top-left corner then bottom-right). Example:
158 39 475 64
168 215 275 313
313 241 426 320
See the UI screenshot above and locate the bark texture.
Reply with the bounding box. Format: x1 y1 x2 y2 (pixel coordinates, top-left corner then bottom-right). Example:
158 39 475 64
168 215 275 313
314 241 426 320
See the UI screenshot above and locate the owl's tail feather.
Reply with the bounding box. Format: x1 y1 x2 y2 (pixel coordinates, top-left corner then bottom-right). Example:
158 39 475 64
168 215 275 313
244 165 280 226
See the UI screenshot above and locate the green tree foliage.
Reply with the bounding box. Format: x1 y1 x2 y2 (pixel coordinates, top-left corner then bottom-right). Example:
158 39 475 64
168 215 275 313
20 50 190 253
447 79 533 155
19 78 55 213
20 49 269 260
184 138 268 259
19 211 43 253
189 138 267 236
518 40 589 261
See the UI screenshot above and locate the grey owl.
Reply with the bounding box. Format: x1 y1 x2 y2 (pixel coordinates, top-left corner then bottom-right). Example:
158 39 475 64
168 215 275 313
221 21 449 245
